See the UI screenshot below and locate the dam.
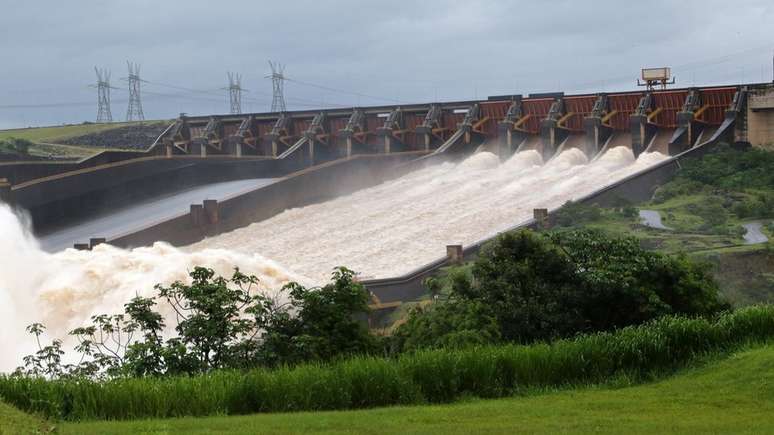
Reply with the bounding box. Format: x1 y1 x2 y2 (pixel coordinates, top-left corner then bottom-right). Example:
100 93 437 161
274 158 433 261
0 81 770 371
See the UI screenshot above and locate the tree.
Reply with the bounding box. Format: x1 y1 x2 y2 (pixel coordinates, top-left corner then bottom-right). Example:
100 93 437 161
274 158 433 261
254 267 376 366
393 300 500 352
397 229 729 346
156 267 258 372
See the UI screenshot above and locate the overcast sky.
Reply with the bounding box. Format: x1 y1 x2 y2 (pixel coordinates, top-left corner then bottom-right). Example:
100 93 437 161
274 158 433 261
0 0 772 129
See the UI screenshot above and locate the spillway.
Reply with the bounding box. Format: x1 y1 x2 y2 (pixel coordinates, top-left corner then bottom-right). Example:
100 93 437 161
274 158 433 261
39 178 278 252
188 147 666 282
0 146 667 371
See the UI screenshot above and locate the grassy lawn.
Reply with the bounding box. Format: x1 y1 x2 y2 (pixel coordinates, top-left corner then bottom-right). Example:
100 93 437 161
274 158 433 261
49 344 774 434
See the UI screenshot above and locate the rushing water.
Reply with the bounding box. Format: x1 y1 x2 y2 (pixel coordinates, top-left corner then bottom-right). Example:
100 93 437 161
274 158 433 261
0 146 667 371
189 147 667 281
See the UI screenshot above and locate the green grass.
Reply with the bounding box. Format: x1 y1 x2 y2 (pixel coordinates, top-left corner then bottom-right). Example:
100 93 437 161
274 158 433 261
0 123 142 143
0 400 52 434
46 343 774 434
0 122 166 159
3 306 774 423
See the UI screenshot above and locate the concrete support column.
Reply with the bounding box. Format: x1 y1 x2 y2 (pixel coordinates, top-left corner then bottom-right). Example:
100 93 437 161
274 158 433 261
235 142 242 158
384 136 391 154
272 140 278 157
308 139 315 165
190 204 205 226
165 143 174 158
533 208 549 229
200 143 207 157
203 200 219 225
346 137 353 157
446 245 463 264
424 134 430 151
464 130 471 144
89 238 106 249
629 114 652 158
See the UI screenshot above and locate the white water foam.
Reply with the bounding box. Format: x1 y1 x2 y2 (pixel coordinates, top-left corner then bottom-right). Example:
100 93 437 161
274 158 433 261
0 146 667 371
188 147 666 282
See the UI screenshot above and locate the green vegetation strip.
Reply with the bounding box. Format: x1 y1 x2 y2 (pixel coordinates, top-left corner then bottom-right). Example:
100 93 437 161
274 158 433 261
58 343 774 434
2 305 774 422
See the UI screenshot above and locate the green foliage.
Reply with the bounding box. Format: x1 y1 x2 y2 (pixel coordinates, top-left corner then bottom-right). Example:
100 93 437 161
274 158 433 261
3 306 774 421
555 201 602 227
15 267 374 379
0 137 33 155
254 267 376 367
652 178 706 204
679 145 774 190
394 300 501 352
397 229 729 346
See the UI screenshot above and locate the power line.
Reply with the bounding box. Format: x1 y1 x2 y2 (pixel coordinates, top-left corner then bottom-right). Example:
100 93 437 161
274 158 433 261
284 76 405 104
124 61 145 121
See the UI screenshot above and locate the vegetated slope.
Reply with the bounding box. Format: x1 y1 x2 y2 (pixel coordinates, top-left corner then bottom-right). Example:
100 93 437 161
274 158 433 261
556 145 774 306
0 121 168 159
56 344 774 434
0 401 51 434
57 121 168 150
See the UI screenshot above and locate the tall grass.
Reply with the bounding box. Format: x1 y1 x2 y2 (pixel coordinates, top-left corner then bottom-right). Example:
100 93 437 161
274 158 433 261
3 305 774 421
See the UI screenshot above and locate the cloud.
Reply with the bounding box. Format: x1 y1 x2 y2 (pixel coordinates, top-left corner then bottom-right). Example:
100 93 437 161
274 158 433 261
0 0 772 128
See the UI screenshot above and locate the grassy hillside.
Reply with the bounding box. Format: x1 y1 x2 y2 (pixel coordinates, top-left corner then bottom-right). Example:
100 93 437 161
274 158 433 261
0 123 143 143
45 344 774 434
0 401 52 434
0 121 168 159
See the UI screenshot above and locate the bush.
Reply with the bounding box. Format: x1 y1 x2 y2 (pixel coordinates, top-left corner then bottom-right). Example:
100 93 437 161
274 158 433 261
555 201 602 227
3 306 773 421
406 229 729 345
0 137 32 156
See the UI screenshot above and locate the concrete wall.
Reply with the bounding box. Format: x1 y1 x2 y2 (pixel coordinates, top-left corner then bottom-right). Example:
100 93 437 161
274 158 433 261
15 156 294 233
0 149 160 185
108 152 425 249
747 86 774 150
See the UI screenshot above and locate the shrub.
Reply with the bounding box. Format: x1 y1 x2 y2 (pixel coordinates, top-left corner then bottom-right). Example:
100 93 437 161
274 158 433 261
405 229 729 345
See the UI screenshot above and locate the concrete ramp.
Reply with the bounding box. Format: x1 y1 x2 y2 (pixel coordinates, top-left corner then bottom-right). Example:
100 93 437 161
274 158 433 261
434 129 466 154
277 137 309 159
646 128 675 154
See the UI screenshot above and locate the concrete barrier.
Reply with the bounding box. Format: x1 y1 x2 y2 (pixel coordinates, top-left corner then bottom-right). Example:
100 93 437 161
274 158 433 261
107 152 425 249
16 156 295 232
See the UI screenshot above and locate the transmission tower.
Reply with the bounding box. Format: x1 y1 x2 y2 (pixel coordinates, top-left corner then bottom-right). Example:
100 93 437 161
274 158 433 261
266 61 287 112
124 61 145 121
225 72 244 114
93 67 113 123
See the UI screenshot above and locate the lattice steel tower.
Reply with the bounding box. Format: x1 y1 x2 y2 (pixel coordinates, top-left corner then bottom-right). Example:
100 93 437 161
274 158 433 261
266 61 286 112
94 67 113 123
124 61 145 121
226 72 243 114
